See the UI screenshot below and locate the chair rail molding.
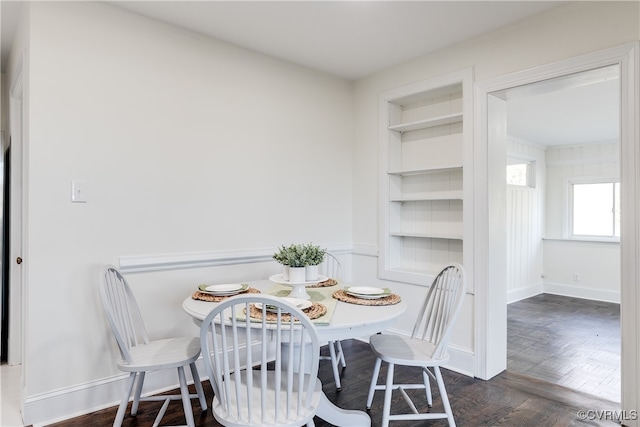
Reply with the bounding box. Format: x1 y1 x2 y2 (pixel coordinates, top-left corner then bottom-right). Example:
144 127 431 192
475 42 639 425
118 243 353 273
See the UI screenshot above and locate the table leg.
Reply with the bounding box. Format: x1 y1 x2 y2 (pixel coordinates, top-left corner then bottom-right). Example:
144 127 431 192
316 391 371 426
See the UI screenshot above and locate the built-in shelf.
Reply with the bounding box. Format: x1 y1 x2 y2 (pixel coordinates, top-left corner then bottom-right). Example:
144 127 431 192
389 231 464 240
389 191 464 202
378 68 472 285
388 112 463 133
388 165 463 176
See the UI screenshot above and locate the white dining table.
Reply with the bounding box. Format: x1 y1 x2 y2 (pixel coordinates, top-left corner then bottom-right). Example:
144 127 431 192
182 279 406 427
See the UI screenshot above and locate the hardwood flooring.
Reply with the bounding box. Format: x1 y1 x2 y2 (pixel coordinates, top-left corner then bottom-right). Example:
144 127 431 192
48 337 622 427
508 294 621 403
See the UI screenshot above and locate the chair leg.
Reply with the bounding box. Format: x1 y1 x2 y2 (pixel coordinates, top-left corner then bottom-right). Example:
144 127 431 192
366 357 382 409
336 340 346 368
422 367 433 407
114 372 136 427
381 363 395 427
177 366 196 427
189 362 207 411
434 366 456 427
328 341 342 390
131 371 145 416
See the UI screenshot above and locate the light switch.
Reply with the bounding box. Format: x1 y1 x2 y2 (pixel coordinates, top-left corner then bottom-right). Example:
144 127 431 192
71 180 88 203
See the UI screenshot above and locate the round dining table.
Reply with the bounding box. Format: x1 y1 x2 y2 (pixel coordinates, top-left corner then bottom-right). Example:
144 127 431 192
182 279 407 427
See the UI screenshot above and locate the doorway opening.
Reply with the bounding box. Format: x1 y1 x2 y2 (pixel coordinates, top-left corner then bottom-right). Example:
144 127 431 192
502 66 621 401
493 65 621 402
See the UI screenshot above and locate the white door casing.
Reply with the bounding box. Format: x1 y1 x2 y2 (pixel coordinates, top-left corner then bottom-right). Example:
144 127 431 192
8 57 24 367
475 43 639 424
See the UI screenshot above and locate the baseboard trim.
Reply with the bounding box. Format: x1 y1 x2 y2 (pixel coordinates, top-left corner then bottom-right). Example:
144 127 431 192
507 282 620 304
543 281 620 303
26 358 208 426
25 332 474 425
507 283 544 304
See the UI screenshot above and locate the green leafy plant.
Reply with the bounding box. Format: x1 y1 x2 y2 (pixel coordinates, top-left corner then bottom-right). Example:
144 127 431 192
272 244 293 266
303 243 326 266
272 243 326 267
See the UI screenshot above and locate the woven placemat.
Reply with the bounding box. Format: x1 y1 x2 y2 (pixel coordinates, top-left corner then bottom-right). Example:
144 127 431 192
191 287 261 302
308 278 338 288
246 302 327 322
332 289 401 306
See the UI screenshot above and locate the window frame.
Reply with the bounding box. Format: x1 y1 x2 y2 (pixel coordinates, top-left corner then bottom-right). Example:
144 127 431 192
565 176 620 242
506 157 535 189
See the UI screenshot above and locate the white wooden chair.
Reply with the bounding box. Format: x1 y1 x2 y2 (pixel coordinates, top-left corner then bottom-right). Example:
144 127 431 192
365 263 466 427
100 265 207 427
318 252 347 391
200 294 322 427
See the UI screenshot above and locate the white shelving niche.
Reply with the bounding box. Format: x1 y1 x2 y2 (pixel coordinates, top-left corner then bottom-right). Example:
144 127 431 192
379 69 473 285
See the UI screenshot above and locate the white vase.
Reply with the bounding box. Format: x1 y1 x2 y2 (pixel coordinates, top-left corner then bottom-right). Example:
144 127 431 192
281 265 289 281
305 264 319 281
288 267 306 283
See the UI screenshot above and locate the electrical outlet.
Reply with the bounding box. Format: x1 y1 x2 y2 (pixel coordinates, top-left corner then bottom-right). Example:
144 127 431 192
573 272 580 282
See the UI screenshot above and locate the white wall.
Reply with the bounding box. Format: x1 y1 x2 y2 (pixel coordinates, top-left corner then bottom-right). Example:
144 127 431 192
543 140 620 302
504 137 621 304
9 0 639 424
543 239 620 302
19 2 354 424
352 0 637 377
545 141 619 237
506 137 545 303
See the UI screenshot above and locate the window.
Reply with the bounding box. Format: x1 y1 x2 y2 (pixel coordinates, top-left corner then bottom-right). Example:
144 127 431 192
571 181 620 239
507 160 534 187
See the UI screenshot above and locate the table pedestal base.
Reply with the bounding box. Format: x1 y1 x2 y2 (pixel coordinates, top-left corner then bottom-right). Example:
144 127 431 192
287 283 311 300
316 392 371 426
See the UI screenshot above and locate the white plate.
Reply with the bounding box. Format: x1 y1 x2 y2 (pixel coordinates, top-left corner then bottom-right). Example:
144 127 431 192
345 293 389 300
345 286 385 295
198 283 247 295
269 274 329 286
255 297 313 313
344 286 391 300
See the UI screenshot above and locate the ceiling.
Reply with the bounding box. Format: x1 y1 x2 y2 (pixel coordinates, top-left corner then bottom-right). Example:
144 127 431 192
1 1 619 146
3 1 566 80
506 67 620 146
107 1 566 81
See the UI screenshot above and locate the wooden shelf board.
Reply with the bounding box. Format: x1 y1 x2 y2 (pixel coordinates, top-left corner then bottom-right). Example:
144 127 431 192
389 231 463 240
390 191 463 202
388 165 463 176
388 112 462 133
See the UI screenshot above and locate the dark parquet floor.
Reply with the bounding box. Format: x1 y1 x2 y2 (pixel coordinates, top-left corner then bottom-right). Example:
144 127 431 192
48 331 623 427
508 294 621 403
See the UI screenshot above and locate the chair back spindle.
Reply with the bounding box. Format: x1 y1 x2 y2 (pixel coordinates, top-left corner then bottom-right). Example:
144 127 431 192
411 263 466 360
200 294 321 426
319 252 342 282
99 265 207 427
366 263 467 426
100 266 149 363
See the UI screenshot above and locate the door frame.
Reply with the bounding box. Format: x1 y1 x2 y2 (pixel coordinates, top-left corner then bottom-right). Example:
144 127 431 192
474 43 639 422
7 55 25 367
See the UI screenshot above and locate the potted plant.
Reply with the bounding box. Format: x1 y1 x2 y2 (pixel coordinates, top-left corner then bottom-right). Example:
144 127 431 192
273 244 292 280
303 243 326 281
273 244 307 282
272 243 326 282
